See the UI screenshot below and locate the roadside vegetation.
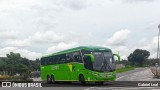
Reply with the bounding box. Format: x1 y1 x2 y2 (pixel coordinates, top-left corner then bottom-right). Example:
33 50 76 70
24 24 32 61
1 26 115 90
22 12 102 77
0 52 40 81
116 65 135 73
116 49 150 73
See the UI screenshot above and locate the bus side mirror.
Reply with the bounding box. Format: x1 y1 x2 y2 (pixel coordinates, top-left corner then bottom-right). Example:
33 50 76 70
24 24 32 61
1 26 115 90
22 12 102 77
84 54 95 62
113 54 120 62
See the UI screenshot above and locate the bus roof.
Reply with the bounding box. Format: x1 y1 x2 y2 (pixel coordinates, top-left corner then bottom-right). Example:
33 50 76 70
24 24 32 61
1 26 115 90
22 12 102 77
42 46 111 58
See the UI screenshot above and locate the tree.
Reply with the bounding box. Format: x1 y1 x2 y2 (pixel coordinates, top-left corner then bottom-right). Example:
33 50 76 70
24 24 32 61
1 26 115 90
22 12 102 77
6 52 21 75
0 58 7 75
0 52 40 80
128 49 150 66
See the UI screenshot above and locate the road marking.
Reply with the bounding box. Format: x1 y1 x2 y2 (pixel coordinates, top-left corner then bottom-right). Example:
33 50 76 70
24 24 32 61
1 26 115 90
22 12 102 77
116 75 128 80
84 87 95 90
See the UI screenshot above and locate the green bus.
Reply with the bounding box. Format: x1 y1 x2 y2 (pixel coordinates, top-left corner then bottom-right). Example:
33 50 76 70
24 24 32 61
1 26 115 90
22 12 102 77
40 46 120 84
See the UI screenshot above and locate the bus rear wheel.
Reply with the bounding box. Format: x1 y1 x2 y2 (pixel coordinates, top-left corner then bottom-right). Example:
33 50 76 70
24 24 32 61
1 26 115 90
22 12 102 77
47 75 51 84
50 75 56 84
95 82 104 85
79 75 85 85
100 82 104 85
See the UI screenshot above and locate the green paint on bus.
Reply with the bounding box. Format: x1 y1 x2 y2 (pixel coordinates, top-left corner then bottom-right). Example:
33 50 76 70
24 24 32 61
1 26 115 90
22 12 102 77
40 46 119 84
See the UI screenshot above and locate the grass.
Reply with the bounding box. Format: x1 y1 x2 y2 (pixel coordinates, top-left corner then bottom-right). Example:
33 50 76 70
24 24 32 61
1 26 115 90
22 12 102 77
0 75 22 81
116 65 135 73
0 75 33 81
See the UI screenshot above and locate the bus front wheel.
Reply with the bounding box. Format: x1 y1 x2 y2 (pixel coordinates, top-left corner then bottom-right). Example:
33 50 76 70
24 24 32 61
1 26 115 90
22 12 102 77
79 74 85 84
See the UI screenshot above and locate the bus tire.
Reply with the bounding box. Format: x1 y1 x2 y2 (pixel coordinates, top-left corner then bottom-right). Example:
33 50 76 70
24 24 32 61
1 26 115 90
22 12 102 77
95 81 104 85
47 75 51 84
79 74 85 85
100 82 104 85
50 75 56 84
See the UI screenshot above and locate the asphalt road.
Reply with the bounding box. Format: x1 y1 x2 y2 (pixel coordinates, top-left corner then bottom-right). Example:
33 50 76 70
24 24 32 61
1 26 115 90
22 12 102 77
116 67 148 81
1 68 160 90
1 87 160 90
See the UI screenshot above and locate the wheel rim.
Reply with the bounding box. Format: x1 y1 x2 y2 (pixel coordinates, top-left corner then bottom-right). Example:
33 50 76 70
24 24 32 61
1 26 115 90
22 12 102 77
47 76 50 83
79 75 85 84
51 76 55 83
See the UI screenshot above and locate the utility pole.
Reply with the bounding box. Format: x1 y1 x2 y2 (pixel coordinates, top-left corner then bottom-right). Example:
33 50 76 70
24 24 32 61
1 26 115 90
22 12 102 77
158 24 160 66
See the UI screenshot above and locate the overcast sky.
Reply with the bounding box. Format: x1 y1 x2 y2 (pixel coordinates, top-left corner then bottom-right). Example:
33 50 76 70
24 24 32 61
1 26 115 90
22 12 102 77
0 0 159 60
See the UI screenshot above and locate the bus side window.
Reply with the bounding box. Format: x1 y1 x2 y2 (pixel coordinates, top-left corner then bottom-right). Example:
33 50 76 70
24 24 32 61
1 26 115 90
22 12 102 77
54 56 59 64
46 58 50 65
73 51 83 63
81 49 90 56
50 56 58 65
41 58 46 66
50 56 55 64
66 53 73 63
66 56 72 63
58 54 66 64
83 56 93 70
48 57 53 65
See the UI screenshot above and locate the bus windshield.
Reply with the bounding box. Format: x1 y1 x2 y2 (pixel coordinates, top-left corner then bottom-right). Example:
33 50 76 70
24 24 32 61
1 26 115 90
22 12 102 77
91 52 115 72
